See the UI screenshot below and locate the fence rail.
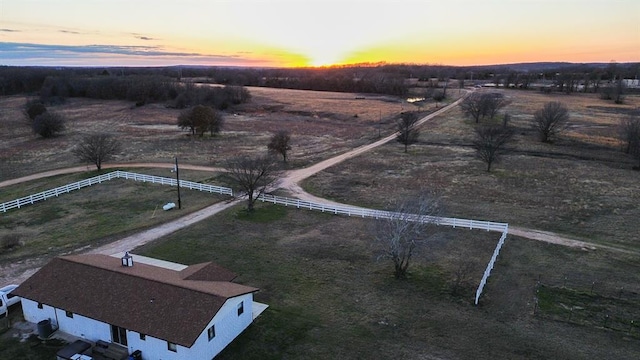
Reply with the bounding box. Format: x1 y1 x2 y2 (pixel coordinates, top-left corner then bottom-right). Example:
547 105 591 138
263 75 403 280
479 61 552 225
0 170 233 213
258 194 508 232
257 193 508 305
1 171 507 305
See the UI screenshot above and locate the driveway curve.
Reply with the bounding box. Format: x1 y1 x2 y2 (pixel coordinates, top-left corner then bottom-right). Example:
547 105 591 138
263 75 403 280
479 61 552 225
2 96 635 287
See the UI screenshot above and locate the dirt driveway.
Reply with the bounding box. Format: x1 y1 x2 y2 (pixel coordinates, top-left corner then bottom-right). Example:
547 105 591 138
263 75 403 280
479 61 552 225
2 96 630 287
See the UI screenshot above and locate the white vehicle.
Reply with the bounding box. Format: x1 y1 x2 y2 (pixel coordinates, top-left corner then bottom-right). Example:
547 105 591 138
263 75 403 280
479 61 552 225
0 284 20 318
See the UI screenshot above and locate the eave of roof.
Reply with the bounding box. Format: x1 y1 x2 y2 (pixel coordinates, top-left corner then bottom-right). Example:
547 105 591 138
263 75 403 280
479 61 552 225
13 255 258 347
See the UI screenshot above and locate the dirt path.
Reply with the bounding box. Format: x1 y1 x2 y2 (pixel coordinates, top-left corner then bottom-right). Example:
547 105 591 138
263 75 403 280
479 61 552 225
2 96 634 286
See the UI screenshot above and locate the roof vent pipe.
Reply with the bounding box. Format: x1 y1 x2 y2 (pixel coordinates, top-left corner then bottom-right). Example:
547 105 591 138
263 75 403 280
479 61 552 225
121 252 133 267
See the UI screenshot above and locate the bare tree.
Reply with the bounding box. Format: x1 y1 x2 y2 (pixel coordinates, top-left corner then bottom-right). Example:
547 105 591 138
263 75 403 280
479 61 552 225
460 93 505 123
268 130 292 163
224 155 280 212
373 192 442 279
619 114 640 154
619 113 640 168
396 112 420 153
482 93 506 120
473 125 514 172
72 134 121 170
177 105 223 137
532 101 570 143
32 111 65 138
25 100 47 120
460 93 485 123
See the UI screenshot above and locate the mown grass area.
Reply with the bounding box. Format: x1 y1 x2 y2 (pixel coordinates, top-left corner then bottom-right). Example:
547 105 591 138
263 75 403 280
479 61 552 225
536 284 640 336
137 204 640 360
0 173 228 264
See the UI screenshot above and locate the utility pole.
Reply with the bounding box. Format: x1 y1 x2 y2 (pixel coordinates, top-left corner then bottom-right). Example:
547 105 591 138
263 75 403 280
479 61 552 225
175 157 182 209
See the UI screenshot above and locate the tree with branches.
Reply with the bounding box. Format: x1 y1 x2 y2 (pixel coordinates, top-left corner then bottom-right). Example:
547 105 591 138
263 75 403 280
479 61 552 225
32 111 65 138
373 192 443 279
460 93 485 123
268 130 292 163
396 112 420 153
224 155 280 212
177 105 223 137
473 125 514 172
618 113 640 168
72 134 121 170
532 101 570 143
460 93 505 123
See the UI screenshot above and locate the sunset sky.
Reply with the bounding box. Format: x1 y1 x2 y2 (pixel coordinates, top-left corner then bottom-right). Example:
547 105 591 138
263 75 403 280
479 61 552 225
1 0 638 67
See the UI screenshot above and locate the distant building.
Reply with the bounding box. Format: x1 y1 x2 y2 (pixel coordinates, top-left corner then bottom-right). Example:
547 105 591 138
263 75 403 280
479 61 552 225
14 254 266 360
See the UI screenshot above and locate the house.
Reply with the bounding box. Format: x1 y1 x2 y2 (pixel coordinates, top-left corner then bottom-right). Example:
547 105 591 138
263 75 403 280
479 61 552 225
13 253 266 360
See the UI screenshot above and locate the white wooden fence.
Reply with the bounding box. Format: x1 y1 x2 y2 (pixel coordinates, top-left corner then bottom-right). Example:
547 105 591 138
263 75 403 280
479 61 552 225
0 170 233 213
258 193 509 305
1 171 506 304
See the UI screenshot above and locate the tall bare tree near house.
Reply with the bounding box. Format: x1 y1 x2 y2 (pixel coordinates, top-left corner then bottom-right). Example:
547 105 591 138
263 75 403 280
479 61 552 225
396 112 420 153
473 125 514 172
532 101 570 143
267 130 292 163
72 134 121 170
373 192 443 279
224 155 279 212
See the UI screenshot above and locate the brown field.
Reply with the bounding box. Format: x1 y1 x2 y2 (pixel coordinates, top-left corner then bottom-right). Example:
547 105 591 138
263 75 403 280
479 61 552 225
0 86 457 181
303 89 640 250
1 86 639 359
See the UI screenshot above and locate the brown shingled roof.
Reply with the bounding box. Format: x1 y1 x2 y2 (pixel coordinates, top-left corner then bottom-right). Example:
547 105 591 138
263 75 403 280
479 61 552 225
13 255 258 348
179 262 238 282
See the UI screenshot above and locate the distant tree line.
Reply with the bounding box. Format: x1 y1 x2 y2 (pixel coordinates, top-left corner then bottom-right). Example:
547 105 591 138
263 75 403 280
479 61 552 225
0 67 250 109
1 62 637 99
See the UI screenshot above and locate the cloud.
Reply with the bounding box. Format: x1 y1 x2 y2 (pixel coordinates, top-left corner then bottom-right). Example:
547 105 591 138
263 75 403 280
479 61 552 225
136 36 156 41
0 29 20 32
0 42 203 58
0 42 273 67
59 30 82 35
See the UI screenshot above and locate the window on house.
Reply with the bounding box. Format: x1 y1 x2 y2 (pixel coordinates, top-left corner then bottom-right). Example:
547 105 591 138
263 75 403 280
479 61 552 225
65 311 73 318
237 301 244 316
37 303 43 309
207 325 216 341
139 333 146 341
110 325 128 346
167 342 177 352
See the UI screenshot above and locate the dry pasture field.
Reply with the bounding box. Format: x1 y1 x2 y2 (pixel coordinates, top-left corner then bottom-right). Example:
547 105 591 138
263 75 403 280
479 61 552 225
0 86 450 181
1 86 640 359
303 89 640 250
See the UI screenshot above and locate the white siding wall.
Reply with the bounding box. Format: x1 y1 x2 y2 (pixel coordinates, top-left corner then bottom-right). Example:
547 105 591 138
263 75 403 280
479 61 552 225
127 294 254 360
21 299 110 341
55 309 110 342
22 299 56 324
187 294 254 360
21 294 255 360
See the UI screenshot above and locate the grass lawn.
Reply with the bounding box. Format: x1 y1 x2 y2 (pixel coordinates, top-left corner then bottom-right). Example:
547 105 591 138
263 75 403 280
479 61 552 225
137 204 640 360
0 171 228 265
